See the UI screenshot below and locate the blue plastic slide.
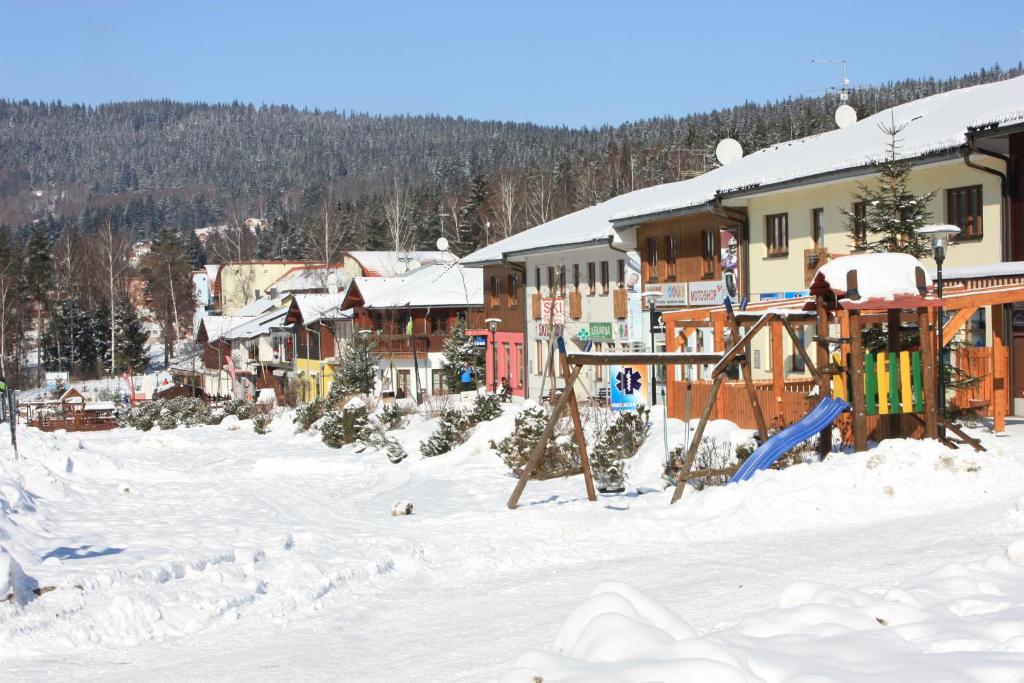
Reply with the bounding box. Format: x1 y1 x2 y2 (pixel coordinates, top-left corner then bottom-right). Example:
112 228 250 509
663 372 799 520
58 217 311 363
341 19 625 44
729 397 850 483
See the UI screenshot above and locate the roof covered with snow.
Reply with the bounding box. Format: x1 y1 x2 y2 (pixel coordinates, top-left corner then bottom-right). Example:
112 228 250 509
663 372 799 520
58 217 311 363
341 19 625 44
232 293 292 318
270 266 348 294
199 315 252 342
345 251 456 277
612 76 1023 223
222 308 288 341
291 292 352 325
349 263 483 309
461 76 1023 265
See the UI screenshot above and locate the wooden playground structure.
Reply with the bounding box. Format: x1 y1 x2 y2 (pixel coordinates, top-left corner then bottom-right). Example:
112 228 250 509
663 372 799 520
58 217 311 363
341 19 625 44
508 254 1022 510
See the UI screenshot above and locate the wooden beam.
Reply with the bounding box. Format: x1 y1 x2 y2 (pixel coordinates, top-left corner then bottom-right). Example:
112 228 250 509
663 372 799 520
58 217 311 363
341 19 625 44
780 317 818 380
937 414 986 452
848 308 868 452
771 320 785 406
711 313 773 378
564 351 724 366
941 306 978 347
734 310 817 323
559 350 597 502
992 303 1007 433
507 361 584 509
727 301 769 442
670 374 724 504
917 307 938 439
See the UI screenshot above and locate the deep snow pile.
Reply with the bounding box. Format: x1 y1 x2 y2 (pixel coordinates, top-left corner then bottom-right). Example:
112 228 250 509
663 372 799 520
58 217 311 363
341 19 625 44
506 542 1024 683
2 402 1024 681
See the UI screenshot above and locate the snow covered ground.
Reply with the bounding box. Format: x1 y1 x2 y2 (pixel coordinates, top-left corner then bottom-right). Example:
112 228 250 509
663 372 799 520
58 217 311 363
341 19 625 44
2 405 1024 681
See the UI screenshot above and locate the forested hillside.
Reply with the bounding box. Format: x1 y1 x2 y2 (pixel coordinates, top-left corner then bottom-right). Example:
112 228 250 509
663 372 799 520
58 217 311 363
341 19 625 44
0 63 1020 257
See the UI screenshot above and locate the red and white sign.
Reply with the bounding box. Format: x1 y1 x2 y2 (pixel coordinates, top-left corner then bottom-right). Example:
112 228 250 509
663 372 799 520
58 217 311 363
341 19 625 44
541 298 565 325
688 281 727 306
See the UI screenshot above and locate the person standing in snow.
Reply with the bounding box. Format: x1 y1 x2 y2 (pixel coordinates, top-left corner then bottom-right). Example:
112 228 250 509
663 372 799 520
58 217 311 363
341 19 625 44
460 364 474 391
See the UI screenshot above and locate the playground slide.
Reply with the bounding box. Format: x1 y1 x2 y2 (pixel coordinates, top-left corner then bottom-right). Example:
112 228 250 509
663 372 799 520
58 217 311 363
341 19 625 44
729 397 850 484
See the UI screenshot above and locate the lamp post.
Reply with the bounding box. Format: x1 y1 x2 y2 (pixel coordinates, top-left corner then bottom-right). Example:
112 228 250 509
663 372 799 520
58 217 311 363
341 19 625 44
485 317 502 394
919 224 961 438
640 291 663 406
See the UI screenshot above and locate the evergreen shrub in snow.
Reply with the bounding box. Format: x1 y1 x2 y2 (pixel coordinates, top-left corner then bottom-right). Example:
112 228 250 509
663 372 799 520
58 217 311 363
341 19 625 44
252 403 274 435
222 399 257 420
378 402 410 430
293 399 327 431
321 400 370 448
118 397 212 431
469 393 502 425
493 401 580 478
590 406 650 491
419 407 470 457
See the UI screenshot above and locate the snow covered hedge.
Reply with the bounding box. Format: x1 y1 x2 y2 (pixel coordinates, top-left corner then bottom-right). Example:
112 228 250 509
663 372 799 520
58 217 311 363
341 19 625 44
118 397 214 431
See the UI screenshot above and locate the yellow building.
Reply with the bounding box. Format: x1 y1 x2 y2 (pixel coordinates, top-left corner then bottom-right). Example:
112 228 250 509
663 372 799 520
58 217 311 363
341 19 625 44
213 261 308 315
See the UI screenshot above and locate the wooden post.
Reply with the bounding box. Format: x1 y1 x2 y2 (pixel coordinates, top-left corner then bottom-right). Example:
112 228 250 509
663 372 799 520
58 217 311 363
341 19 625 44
848 308 868 452
507 360 584 509
725 301 768 441
771 320 785 407
992 303 1007 433
670 374 724 503
559 342 597 502
917 306 938 439
886 308 902 440
814 295 832 459
666 318 677 420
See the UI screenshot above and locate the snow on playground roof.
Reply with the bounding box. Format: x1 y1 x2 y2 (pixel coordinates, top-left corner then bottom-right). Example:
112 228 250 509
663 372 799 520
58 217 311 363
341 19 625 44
351 263 483 308
816 253 925 301
612 76 1024 223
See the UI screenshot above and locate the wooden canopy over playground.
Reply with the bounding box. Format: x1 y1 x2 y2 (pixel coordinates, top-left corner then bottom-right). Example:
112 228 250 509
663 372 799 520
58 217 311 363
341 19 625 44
508 254 1024 511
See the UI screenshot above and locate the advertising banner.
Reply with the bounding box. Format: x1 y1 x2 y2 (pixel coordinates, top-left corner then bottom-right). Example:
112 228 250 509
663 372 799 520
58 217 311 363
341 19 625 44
609 364 649 412
687 280 727 306
643 282 687 306
540 298 565 325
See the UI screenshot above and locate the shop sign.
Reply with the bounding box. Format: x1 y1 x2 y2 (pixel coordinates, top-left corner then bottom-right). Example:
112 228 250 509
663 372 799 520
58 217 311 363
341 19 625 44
644 282 687 306
589 322 613 341
540 298 565 325
758 290 811 301
687 280 727 306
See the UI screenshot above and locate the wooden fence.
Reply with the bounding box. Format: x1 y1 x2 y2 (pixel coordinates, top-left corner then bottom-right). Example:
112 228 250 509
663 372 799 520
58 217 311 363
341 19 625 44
28 414 118 432
954 346 1003 416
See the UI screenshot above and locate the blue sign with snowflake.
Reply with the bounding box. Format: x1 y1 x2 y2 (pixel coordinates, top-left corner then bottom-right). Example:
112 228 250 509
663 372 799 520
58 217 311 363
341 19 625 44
609 364 648 412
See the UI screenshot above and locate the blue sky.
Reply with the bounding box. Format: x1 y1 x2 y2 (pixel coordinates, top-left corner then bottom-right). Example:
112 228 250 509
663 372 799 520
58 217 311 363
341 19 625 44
1 1 1020 127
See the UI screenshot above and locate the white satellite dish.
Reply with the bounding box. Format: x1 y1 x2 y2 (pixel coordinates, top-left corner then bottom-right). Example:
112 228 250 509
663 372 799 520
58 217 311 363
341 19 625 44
436 237 449 252
715 138 743 166
834 104 857 129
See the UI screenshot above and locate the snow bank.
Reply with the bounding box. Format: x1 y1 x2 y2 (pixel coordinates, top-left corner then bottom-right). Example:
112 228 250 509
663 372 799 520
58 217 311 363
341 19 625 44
817 253 925 301
507 540 1024 682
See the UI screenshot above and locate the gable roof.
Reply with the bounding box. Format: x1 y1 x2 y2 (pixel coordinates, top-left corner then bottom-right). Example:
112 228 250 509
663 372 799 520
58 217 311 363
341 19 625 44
346 263 483 309
460 75 1024 264
270 265 348 293
344 250 456 277
290 292 352 325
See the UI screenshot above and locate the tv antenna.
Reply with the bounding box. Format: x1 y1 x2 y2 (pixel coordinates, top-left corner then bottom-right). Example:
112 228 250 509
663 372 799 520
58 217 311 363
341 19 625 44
812 58 859 128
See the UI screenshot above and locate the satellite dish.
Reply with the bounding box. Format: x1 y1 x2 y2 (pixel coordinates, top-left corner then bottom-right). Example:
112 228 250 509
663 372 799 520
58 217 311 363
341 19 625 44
834 104 857 129
715 138 743 166
436 237 449 251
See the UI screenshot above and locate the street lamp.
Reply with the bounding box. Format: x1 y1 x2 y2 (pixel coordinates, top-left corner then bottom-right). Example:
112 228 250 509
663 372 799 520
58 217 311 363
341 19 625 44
640 291 663 405
485 318 502 393
919 224 961 437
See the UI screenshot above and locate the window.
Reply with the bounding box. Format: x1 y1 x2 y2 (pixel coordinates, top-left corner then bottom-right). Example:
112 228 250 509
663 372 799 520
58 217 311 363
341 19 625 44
503 342 511 385
852 202 867 249
515 343 524 387
573 263 580 291
812 208 824 249
600 261 610 295
430 313 447 335
248 339 259 360
488 275 501 307
546 266 555 294
617 259 625 288
765 213 789 257
664 235 678 279
507 273 519 307
558 266 566 295
792 324 806 373
396 370 411 398
645 237 659 282
594 342 603 380
535 267 541 289
700 230 716 278
587 262 596 295
947 185 983 239
535 340 544 374
432 369 445 394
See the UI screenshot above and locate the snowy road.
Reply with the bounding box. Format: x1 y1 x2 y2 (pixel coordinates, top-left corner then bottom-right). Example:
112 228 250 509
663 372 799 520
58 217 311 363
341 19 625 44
2 411 1024 681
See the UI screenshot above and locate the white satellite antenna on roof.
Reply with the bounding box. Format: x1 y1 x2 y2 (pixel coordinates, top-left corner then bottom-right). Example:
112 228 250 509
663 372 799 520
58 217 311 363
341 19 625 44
715 138 743 166
834 104 857 128
436 237 449 252
812 58 860 129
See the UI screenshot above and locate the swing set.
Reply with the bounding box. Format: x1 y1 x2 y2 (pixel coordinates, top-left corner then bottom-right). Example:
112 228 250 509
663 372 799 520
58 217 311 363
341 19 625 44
508 253 1006 510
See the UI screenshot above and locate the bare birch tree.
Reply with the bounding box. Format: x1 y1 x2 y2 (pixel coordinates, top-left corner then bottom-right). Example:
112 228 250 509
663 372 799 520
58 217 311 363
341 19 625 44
99 219 131 375
383 178 413 258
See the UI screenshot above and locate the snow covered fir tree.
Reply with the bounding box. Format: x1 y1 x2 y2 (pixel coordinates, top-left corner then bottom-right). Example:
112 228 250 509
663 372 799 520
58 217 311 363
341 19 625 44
843 115 935 257
331 332 381 398
439 317 484 392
